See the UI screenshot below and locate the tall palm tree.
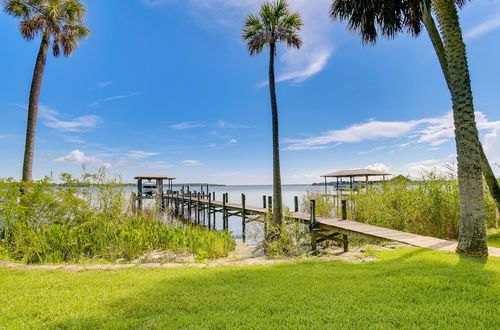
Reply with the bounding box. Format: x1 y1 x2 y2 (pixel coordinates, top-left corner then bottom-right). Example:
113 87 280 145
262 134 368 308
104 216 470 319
242 0 303 227
4 0 90 182
330 0 488 257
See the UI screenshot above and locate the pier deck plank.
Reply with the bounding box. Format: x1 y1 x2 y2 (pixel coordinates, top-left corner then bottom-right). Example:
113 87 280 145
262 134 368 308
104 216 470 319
168 195 500 257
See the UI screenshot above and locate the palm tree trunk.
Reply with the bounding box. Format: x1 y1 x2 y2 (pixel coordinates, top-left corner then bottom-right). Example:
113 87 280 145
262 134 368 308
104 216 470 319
268 42 283 226
22 33 50 182
431 0 488 257
422 8 500 213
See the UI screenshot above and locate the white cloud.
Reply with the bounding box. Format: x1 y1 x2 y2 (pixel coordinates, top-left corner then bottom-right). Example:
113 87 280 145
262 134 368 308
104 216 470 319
55 150 111 169
465 13 500 40
97 81 112 88
366 162 390 174
88 92 140 107
41 106 100 132
145 0 335 84
170 121 205 130
127 150 160 159
285 111 500 159
229 139 238 144
403 159 456 178
182 160 203 166
217 120 252 129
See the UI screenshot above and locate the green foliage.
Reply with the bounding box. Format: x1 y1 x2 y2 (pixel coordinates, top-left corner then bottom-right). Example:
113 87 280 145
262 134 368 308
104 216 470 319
0 171 234 264
301 190 336 217
351 172 498 239
257 211 310 257
0 249 499 328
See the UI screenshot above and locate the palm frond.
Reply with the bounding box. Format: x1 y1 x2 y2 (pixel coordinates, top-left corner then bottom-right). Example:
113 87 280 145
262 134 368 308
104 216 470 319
242 0 303 56
4 0 31 18
4 0 90 56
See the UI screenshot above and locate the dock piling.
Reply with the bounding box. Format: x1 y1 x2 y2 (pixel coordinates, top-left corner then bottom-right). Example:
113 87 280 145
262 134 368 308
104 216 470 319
294 196 299 213
241 193 246 243
341 200 347 220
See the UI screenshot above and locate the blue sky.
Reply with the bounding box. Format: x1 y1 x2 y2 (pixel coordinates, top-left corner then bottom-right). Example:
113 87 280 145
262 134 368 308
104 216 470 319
1 0 499 184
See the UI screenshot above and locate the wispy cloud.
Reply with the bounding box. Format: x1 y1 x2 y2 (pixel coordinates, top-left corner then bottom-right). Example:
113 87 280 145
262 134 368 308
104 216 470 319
55 149 168 170
170 121 205 130
144 0 334 84
88 92 140 107
217 120 252 129
41 106 100 132
285 111 500 156
55 150 112 169
182 160 203 166
97 81 112 88
465 13 500 40
127 150 160 159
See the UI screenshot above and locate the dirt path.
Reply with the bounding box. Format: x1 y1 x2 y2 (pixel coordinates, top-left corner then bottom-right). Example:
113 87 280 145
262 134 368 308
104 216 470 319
0 243 411 272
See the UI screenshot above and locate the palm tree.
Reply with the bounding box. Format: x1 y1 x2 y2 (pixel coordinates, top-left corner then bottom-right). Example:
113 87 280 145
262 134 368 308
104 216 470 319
330 0 488 257
4 0 90 182
242 0 303 228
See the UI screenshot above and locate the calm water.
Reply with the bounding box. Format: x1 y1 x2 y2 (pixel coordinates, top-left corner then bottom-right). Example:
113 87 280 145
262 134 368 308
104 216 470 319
127 185 325 243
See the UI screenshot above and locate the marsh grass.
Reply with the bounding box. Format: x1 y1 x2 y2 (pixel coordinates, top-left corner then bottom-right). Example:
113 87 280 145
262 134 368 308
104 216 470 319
352 172 498 239
0 171 234 264
299 171 498 240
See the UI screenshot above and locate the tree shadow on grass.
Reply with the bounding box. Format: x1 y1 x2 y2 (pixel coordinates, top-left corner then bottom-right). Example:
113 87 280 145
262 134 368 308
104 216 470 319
47 250 500 329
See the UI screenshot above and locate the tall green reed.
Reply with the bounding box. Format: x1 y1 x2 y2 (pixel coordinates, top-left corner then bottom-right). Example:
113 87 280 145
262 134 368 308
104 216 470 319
0 170 234 264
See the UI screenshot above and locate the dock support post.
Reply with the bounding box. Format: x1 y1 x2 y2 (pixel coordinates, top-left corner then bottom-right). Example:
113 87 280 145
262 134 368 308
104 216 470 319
341 200 347 220
137 179 143 213
342 234 349 252
310 199 317 253
208 193 212 229
294 196 299 213
263 195 267 209
222 193 227 230
268 196 272 212
197 192 201 224
241 193 246 243
188 191 192 217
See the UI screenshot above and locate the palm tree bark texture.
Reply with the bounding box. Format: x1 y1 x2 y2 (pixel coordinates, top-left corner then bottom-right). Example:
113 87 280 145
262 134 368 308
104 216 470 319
431 0 488 257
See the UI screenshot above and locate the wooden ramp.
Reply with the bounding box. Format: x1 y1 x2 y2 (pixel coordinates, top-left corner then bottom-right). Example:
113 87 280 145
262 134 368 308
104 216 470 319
166 194 500 257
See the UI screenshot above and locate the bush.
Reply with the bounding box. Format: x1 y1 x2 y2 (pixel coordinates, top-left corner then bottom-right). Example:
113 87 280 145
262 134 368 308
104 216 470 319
351 172 498 240
0 171 235 264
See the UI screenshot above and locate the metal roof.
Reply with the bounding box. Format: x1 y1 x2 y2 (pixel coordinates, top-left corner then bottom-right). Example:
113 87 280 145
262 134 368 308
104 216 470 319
134 173 176 180
321 169 390 178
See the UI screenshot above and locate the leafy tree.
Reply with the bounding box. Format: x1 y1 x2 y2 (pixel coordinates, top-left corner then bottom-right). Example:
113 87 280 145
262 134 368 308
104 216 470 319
4 0 90 182
242 0 303 227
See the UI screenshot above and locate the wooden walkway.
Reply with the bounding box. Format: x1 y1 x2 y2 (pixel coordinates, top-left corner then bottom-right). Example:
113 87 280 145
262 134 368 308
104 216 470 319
164 193 500 257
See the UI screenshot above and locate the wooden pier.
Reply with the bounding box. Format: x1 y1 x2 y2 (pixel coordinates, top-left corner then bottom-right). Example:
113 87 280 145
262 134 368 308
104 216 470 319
162 191 500 257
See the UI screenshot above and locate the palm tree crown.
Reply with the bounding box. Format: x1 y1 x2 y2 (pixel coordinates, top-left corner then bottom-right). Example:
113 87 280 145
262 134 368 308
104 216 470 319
329 0 468 44
4 0 90 57
242 0 303 55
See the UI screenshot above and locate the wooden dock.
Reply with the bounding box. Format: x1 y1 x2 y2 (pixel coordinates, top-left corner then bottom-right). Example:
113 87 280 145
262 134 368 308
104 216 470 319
162 192 500 257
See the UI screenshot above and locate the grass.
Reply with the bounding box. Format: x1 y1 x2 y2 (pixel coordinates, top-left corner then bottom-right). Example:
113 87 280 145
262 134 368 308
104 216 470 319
1 248 498 328
488 229 500 248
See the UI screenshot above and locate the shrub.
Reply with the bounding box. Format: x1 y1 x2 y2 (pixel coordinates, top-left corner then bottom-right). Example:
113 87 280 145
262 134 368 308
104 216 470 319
351 172 498 239
0 171 234 264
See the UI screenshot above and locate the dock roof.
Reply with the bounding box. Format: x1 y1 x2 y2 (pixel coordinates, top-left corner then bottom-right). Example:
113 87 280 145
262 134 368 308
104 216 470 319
321 169 390 178
134 173 176 180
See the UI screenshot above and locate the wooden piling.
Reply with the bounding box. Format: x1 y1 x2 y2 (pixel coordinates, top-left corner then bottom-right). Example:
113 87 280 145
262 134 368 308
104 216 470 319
263 195 267 209
310 199 317 252
341 200 347 220
241 193 246 243
294 196 299 213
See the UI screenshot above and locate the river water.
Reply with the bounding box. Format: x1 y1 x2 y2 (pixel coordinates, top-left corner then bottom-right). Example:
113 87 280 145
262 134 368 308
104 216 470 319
126 184 325 243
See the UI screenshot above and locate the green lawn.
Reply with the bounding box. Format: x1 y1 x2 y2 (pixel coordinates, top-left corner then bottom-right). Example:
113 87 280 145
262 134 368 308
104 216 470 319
1 248 499 329
488 229 500 248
